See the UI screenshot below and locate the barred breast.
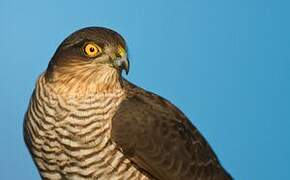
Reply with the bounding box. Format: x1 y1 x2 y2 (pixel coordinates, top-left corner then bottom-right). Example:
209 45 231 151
24 75 150 180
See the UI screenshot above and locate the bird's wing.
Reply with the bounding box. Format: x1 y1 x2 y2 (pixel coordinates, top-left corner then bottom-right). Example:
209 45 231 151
111 81 232 180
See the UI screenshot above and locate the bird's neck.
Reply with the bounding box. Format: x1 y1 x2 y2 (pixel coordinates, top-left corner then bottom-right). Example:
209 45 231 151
43 66 124 97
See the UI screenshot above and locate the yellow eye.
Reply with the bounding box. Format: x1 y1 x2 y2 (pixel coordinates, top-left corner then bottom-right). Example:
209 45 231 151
83 42 102 58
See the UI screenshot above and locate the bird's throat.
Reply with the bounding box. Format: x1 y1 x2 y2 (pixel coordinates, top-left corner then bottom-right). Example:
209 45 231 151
44 65 123 97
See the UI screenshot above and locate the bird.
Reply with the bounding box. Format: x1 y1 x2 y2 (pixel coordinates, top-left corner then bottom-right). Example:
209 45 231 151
24 27 232 180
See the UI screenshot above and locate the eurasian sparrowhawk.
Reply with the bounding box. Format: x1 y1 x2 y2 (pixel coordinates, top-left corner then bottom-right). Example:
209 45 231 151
24 27 232 180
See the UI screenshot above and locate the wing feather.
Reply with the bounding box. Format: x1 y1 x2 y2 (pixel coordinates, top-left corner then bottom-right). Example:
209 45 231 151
111 81 232 180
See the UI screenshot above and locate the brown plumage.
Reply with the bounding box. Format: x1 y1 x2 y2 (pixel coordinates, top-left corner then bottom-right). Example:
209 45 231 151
24 27 232 180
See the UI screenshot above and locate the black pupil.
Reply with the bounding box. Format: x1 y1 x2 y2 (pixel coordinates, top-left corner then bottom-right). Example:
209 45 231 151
89 47 95 52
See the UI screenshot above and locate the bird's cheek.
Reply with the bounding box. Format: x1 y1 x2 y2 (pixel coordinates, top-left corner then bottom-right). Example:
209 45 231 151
92 55 111 65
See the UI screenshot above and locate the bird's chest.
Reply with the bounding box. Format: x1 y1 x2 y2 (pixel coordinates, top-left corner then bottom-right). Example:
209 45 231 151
32 92 143 179
44 93 122 153
54 95 119 145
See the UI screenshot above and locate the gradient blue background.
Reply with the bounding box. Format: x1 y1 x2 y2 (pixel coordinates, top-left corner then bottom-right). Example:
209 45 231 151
1 0 289 179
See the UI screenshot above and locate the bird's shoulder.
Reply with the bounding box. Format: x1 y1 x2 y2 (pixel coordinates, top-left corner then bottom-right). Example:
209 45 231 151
111 80 232 180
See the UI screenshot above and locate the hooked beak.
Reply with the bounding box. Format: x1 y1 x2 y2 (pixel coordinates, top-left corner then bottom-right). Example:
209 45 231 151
114 56 129 75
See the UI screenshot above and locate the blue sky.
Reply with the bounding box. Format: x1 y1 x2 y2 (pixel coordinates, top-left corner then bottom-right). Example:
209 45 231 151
0 0 289 179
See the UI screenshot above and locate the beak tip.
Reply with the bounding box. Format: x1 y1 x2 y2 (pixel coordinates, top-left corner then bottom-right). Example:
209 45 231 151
125 62 129 75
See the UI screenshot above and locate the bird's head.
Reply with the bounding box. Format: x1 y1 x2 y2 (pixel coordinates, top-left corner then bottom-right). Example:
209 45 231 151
45 27 129 94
